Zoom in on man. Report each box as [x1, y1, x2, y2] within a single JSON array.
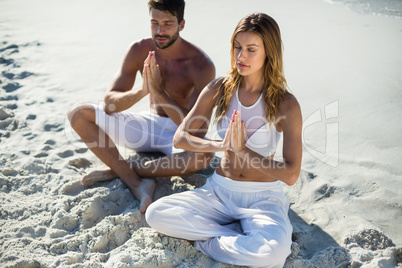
[[67, 0, 215, 213]]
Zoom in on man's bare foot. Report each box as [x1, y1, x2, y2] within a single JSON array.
[[81, 169, 117, 186], [132, 179, 155, 213]]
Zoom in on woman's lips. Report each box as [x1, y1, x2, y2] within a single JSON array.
[[237, 62, 248, 68]]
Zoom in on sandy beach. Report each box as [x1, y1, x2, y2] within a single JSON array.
[[1, 0, 401, 267]]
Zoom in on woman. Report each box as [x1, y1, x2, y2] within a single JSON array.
[[145, 13, 302, 267]]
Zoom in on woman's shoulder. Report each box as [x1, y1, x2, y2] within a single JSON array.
[[196, 77, 227, 107], [277, 93, 302, 124], [274, 93, 302, 131], [207, 77, 226, 90], [281, 93, 300, 111], [200, 77, 226, 96]]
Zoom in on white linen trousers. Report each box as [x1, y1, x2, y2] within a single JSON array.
[[92, 104, 183, 155], [146, 171, 293, 268]]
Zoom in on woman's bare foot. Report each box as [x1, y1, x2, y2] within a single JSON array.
[[131, 179, 155, 213], [81, 169, 117, 186]]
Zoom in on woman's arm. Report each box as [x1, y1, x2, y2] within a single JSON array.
[[232, 95, 302, 186], [173, 78, 230, 153]]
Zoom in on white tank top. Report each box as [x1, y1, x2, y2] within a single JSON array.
[[217, 86, 282, 157]]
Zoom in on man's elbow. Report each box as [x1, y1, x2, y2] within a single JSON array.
[[103, 94, 114, 115], [173, 132, 184, 149]]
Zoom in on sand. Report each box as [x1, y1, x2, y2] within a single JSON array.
[[1, 0, 401, 267]]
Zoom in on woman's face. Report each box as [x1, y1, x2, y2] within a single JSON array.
[[233, 32, 266, 77]]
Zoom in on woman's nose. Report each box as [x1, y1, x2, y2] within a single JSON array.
[[237, 49, 245, 60]]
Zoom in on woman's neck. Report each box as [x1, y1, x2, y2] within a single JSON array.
[[241, 72, 265, 93]]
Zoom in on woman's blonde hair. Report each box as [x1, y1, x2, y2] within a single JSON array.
[[215, 13, 290, 125]]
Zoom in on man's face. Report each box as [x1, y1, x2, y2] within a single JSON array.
[[150, 8, 182, 49]]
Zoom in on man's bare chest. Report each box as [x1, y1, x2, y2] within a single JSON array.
[[159, 61, 195, 100]]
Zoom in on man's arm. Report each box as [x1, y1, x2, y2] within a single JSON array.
[[146, 52, 215, 126], [103, 42, 148, 114], [188, 56, 216, 111]]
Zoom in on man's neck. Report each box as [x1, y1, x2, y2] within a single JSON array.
[[156, 37, 184, 59]]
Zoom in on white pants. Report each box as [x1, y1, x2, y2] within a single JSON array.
[[93, 104, 183, 155], [146, 171, 293, 268]]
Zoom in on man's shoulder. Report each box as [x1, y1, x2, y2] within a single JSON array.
[[181, 39, 214, 71], [129, 38, 155, 53], [123, 38, 155, 67]]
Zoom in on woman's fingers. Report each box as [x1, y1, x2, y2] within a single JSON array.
[[234, 110, 241, 144], [229, 110, 246, 152], [231, 110, 236, 123]]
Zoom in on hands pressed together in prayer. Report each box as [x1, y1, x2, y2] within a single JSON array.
[[143, 51, 246, 154], [222, 110, 247, 153], [143, 51, 163, 96]]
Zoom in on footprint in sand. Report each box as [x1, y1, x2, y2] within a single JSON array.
[[0, 108, 17, 130], [81, 191, 132, 229], [16, 71, 33, 79], [75, 148, 88, 154], [314, 183, 336, 201], [0, 95, 18, 101], [1, 71, 15, 79], [0, 131, 10, 140], [5, 103, 17, 110], [57, 150, 74, 158], [0, 108, 13, 120], [42, 145, 53, 151], [0, 118, 13, 129], [17, 226, 35, 238], [26, 114, 36, 120], [2, 82, 22, 93], [307, 172, 317, 180], [20, 150, 30, 155], [68, 158, 92, 168], [0, 57, 14, 66], [44, 122, 63, 132], [24, 132, 37, 140], [1, 70, 33, 80], [62, 180, 85, 196], [34, 152, 48, 158], [0, 44, 19, 53], [45, 139, 56, 145]]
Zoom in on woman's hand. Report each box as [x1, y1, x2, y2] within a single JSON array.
[[231, 110, 247, 153], [221, 119, 232, 151]]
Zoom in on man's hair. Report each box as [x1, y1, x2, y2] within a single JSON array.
[[148, 0, 185, 23]]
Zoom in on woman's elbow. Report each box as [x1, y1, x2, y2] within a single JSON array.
[[285, 169, 300, 186]]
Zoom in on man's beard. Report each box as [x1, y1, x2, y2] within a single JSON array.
[[153, 31, 179, 49]]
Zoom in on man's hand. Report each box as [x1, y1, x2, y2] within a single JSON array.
[[142, 61, 150, 96], [144, 51, 163, 96]]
